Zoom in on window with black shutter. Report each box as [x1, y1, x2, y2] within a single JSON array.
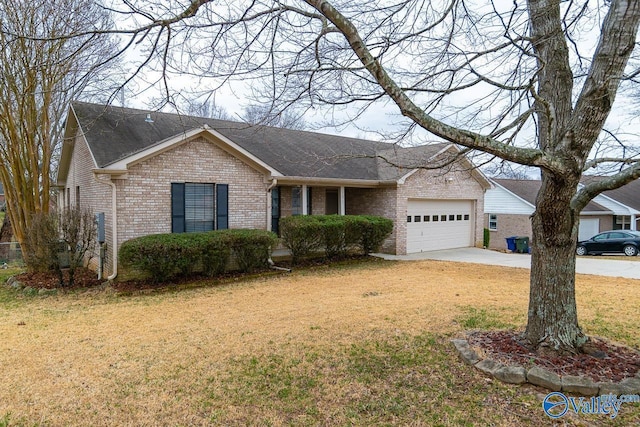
[[171, 183, 228, 233]]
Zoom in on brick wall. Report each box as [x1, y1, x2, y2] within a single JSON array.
[[63, 133, 113, 273], [310, 187, 326, 215], [346, 187, 398, 252], [277, 185, 328, 216], [484, 213, 531, 250], [592, 215, 614, 232], [118, 136, 268, 246]]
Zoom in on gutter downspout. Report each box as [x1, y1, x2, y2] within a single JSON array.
[[93, 173, 118, 280], [267, 177, 278, 191], [265, 178, 289, 271]]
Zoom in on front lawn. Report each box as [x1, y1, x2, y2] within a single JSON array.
[[0, 258, 638, 426]]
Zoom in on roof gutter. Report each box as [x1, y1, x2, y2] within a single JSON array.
[[93, 172, 118, 280], [274, 176, 397, 188]]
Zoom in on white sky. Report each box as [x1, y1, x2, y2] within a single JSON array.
[[107, 0, 640, 176]]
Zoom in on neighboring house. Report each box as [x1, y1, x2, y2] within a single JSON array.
[[484, 178, 640, 250], [57, 102, 491, 277], [579, 175, 640, 232]]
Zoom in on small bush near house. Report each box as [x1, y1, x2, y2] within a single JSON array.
[[315, 215, 349, 259], [280, 215, 393, 264], [279, 216, 323, 263], [119, 234, 192, 283], [24, 212, 60, 274], [200, 234, 233, 277], [220, 229, 278, 273], [23, 207, 97, 287], [483, 228, 490, 248], [353, 215, 394, 255], [119, 229, 277, 283]]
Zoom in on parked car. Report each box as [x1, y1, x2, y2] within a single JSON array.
[[576, 230, 640, 256]]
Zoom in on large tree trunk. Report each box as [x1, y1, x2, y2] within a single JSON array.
[[525, 173, 587, 353]]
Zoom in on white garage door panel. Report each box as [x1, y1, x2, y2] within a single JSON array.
[[578, 218, 599, 241], [407, 200, 474, 253]]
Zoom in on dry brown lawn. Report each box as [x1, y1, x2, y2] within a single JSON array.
[[0, 259, 638, 426]]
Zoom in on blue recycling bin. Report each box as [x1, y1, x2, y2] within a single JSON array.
[[505, 236, 517, 252]]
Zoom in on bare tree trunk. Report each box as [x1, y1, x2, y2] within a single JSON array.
[[0, 215, 12, 261], [525, 174, 587, 353]]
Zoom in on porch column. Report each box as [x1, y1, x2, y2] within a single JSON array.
[[339, 186, 346, 215], [632, 214, 637, 231], [266, 190, 272, 231], [302, 184, 308, 215]]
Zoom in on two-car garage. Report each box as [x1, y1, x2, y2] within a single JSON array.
[[406, 199, 475, 253]]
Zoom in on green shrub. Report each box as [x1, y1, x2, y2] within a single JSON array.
[[315, 215, 349, 259], [223, 229, 278, 273], [119, 233, 191, 283], [279, 216, 323, 263], [483, 228, 490, 248], [356, 215, 394, 254], [119, 229, 276, 283], [201, 233, 232, 277], [280, 215, 393, 263]]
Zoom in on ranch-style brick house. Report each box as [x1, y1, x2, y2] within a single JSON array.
[[57, 102, 491, 277]]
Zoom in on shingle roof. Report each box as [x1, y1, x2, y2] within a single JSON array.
[[71, 101, 448, 181], [581, 175, 640, 211], [493, 178, 610, 212]]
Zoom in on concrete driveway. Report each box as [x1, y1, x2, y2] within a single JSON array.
[[375, 248, 640, 279]]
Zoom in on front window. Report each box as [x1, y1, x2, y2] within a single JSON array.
[[488, 214, 497, 231], [291, 187, 302, 215], [171, 182, 227, 233], [184, 183, 214, 232], [614, 215, 631, 230], [291, 186, 312, 215]]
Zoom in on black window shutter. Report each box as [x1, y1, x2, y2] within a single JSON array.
[[171, 183, 185, 233], [216, 184, 229, 229]]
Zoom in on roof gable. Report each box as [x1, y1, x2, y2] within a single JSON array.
[[485, 181, 535, 214], [581, 175, 640, 213], [489, 179, 610, 213]]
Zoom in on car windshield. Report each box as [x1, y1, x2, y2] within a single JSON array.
[[628, 230, 640, 238]]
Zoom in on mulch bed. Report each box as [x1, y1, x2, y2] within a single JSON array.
[[12, 255, 375, 293], [14, 268, 104, 290], [468, 330, 640, 383]]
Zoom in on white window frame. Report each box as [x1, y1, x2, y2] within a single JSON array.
[[488, 213, 498, 231]]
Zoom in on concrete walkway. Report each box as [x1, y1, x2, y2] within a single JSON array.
[[373, 247, 640, 279]]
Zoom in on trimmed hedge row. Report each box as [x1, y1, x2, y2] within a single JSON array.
[[279, 215, 393, 263], [119, 229, 277, 283]]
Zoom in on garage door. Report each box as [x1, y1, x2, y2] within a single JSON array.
[[406, 199, 474, 253], [578, 218, 599, 241]]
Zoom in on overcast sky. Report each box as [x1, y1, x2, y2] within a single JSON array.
[[106, 0, 640, 177]]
